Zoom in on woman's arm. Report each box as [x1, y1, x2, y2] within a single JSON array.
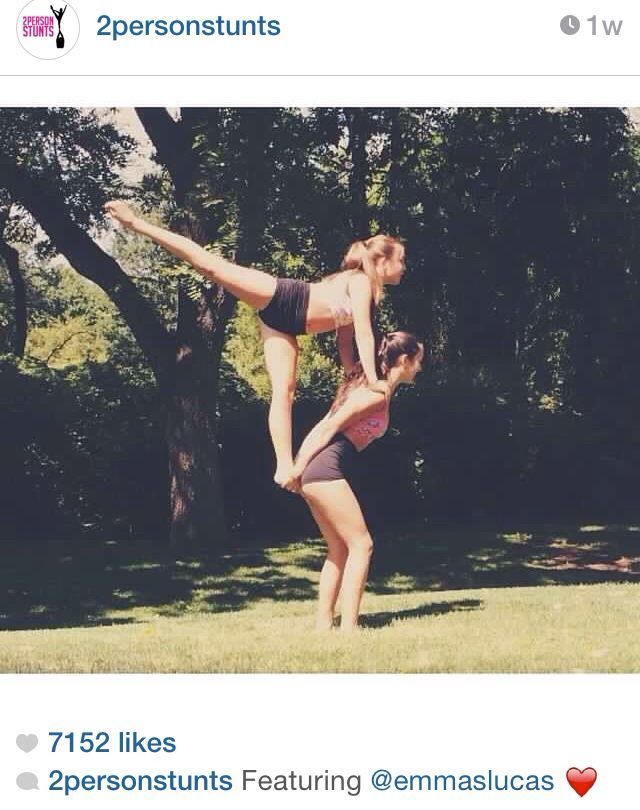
[[104, 201, 232, 282], [348, 273, 378, 385], [336, 324, 357, 372], [291, 388, 386, 482]]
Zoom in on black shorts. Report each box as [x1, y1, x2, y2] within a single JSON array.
[[258, 277, 310, 337], [301, 434, 358, 486]]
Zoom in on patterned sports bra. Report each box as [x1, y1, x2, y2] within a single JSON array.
[[341, 393, 390, 452]]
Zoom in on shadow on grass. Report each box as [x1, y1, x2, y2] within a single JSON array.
[[1, 521, 639, 632], [0, 542, 317, 632], [360, 599, 482, 629], [369, 521, 640, 596]]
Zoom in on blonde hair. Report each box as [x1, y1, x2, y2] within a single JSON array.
[[340, 234, 403, 305]]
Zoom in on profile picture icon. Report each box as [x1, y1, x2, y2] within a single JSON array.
[[17, 0, 79, 60]]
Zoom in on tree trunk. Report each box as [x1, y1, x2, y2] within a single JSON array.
[[140, 108, 276, 550], [167, 285, 233, 550], [136, 107, 235, 551], [235, 108, 274, 263], [572, 110, 612, 410], [0, 230, 27, 358], [347, 108, 371, 236], [386, 109, 403, 235]]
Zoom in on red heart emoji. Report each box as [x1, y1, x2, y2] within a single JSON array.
[[566, 767, 597, 797]]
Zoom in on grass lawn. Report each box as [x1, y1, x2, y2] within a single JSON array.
[[1, 522, 639, 673]]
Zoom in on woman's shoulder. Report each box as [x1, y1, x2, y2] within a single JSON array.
[[346, 269, 372, 296], [367, 380, 392, 400], [345, 383, 388, 410]]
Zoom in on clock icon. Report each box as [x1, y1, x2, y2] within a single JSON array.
[[560, 15, 581, 35]]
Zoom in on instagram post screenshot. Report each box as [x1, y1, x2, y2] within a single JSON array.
[[1, 0, 639, 806]]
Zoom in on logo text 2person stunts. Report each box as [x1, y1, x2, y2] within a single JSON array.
[[17, 1, 80, 60]]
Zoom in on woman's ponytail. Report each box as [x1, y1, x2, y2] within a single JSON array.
[[376, 334, 390, 377], [340, 235, 402, 305]]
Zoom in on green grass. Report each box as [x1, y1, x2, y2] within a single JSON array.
[[1, 522, 639, 672]]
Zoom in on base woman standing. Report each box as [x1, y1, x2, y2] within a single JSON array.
[[290, 332, 423, 631]]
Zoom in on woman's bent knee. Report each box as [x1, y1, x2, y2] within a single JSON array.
[[327, 545, 348, 563], [349, 532, 373, 556]]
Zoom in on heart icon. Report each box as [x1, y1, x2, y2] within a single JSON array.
[[566, 767, 597, 797], [16, 734, 38, 753]]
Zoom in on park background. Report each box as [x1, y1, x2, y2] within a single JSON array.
[[0, 107, 639, 672]]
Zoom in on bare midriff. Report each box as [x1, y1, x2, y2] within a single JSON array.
[[305, 273, 355, 333]]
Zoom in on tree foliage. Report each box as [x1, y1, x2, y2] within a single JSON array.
[[2, 106, 640, 544]]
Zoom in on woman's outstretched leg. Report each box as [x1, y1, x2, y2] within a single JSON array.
[[105, 201, 277, 309], [261, 322, 299, 486], [301, 479, 372, 632], [303, 491, 348, 629]]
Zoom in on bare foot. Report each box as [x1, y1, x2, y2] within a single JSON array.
[[104, 200, 137, 229]]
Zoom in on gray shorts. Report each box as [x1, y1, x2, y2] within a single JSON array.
[[301, 434, 358, 485], [258, 278, 310, 336]]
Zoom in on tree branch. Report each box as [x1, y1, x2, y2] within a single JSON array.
[[135, 108, 198, 203], [0, 156, 173, 383], [0, 204, 27, 357], [44, 330, 89, 365]]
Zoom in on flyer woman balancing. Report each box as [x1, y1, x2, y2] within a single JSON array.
[[105, 201, 406, 488]]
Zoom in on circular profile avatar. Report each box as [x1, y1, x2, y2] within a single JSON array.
[[17, 1, 80, 60]]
